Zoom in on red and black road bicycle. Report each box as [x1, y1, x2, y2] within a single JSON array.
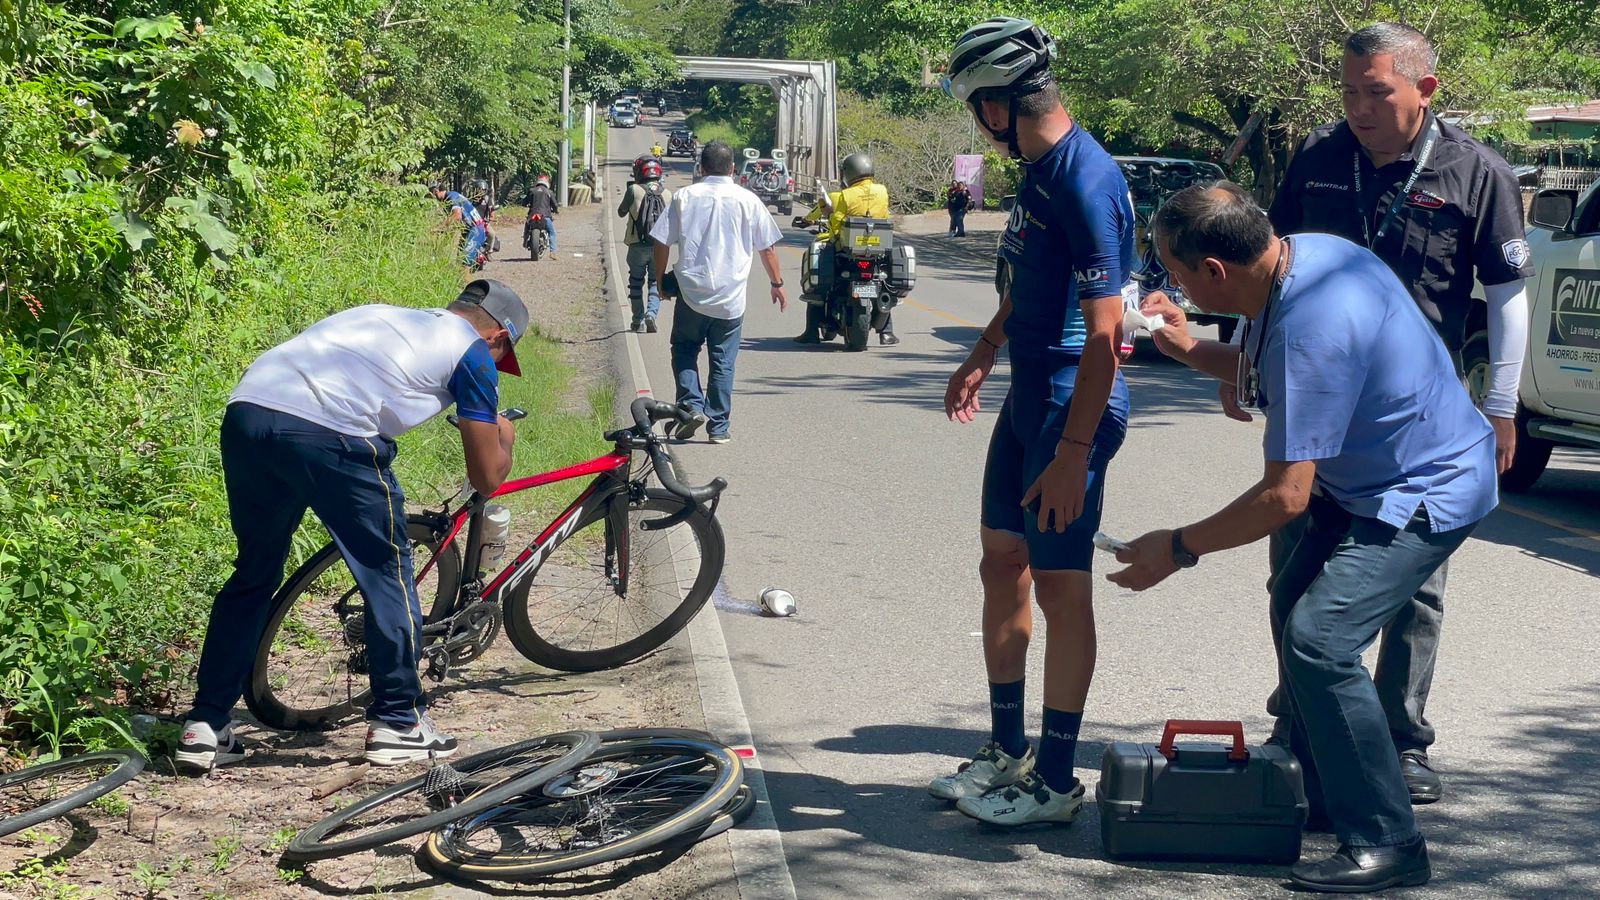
[[245, 399, 727, 732]]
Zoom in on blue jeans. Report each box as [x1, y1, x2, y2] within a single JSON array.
[[541, 215, 558, 251], [188, 403, 427, 730], [626, 242, 661, 324], [1272, 494, 1476, 847], [463, 225, 487, 265], [670, 301, 743, 436]]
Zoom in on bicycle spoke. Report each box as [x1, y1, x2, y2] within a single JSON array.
[[262, 527, 447, 720]]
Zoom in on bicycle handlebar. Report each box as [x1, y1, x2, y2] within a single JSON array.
[[629, 397, 728, 505]]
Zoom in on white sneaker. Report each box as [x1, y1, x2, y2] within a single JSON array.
[[174, 721, 247, 773], [365, 715, 459, 766], [928, 741, 1034, 802], [956, 772, 1085, 826]]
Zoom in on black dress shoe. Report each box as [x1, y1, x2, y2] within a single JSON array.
[[1400, 752, 1442, 805], [879, 332, 900, 345], [1290, 838, 1430, 893], [793, 332, 822, 344]]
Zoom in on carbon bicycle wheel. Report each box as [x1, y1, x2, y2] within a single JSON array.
[[283, 730, 599, 863], [503, 488, 724, 673], [246, 517, 460, 732], [421, 737, 743, 879], [0, 750, 146, 839]]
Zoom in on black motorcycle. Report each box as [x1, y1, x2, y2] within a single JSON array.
[[795, 215, 915, 352]]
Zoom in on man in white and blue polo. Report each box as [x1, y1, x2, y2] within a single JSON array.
[[177, 279, 528, 772], [1111, 183, 1495, 893]]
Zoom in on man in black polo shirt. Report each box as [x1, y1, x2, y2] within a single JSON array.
[[1265, 23, 1533, 805]]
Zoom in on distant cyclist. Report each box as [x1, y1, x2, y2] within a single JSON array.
[[936, 16, 1136, 828], [430, 184, 488, 267]]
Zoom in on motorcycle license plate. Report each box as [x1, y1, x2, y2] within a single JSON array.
[[855, 283, 880, 299]]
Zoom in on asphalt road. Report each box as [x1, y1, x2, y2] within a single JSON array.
[[603, 119, 1600, 899]]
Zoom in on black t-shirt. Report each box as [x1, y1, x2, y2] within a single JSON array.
[[524, 185, 559, 216], [1269, 112, 1533, 353]]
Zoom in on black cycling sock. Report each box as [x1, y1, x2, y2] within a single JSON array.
[[989, 680, 1026, 757], [1036, 707, 1083, 793]]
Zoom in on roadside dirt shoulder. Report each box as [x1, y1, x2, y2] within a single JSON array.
[[0, 202, 735, 900]]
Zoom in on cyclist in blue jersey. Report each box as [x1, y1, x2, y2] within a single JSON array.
[[932, 17, 1135, 827], [431, 184, 489, 266]]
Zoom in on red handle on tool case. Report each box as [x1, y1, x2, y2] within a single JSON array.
[[1159, 720, 1248, 761]]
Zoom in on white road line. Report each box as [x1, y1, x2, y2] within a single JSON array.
[[602, 181, 798, 900]]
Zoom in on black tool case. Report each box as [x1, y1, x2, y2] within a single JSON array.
[[1097, 720, 1308, 864]]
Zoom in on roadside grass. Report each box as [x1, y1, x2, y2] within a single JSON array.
[[0, 191, 607, 753]]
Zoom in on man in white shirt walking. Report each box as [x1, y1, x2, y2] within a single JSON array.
[[651, 141, 786, 443]]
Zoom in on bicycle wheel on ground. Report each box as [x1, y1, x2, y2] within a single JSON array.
[[283, 730, 599, 863], [503, 488, 724, 673], [421, 736, 743, 880], [246, 517, 460, 732], [0, 750, 146, 839]]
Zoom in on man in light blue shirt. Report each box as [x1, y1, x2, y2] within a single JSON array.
[[1109, 182, 1494, 893]]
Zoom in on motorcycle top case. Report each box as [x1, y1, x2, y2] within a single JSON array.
[[1097, 720, 1307, 864], [839, 216, 894, 257]]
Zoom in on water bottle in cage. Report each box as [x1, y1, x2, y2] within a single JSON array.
[[479, 504, 511, 571]]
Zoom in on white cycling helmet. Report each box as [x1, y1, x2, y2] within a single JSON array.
[[943, 17, 1057, 104]]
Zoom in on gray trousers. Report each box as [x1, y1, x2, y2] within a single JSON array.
[[1268, 507, 1445, 756]]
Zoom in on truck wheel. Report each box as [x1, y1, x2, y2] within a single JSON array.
[[1501, 415, 1554, 493], [780, 202, 793, 216], [1462, 332, 1553, 492]]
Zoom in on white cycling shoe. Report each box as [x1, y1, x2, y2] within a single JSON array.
[[956, 772, 1085, 827], [928, 741, 1034, 802]]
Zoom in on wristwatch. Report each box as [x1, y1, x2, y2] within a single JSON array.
[[771, 281, 784, 288], [1171, 529, 1200, 569]]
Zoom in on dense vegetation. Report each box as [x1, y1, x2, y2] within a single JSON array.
[[0, 0, 670, 752], [624, 0, 1600, 206]]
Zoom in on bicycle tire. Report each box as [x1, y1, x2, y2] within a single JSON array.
[[421, 736, 743, 879], [0, 750, 146, 839], [503, 489, 724, 673], [283, 730, 599, 863], [246, 517, 459, 732]]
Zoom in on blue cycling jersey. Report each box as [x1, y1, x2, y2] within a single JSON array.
[[998, 126, 1135, 359], [447, 339, 500, 426], [445, 191, 485, 227]]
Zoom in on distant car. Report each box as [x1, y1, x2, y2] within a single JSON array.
[[666, 129, 697, 158], [738, 153, 793, 215], [611, 108, 639, 128], [1116, 155, 1236, 341]]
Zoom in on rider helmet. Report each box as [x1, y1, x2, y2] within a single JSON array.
[[536, 174, 551, 186], [840, 153, 874, 186], [943, 17, 1057, 104], [633, 156, 663, 181], [944, 17, 1058, 160]]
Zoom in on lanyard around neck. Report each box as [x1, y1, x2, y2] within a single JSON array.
[[1352, 118, 1440, 249]]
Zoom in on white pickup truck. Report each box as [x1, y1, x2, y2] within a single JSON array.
[[1465, 177, 1600, 490]]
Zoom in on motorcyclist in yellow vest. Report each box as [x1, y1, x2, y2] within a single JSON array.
[[794, 153, 900, 345]]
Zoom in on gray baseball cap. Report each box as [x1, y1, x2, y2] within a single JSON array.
[[458, 278, 529, 376]]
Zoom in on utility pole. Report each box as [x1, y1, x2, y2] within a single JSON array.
[[558, 0, 572, 205]]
